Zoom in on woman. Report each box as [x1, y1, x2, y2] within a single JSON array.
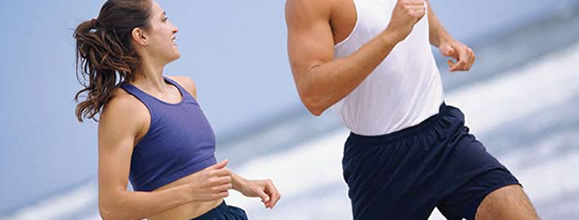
[[73, 0, 280, 219]]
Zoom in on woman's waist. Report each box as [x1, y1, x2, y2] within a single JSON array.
[[149, 170, 224, 220], [148, 198, 223, 220]]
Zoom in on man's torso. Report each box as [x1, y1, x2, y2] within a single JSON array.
[[327, 0, 444, 136]]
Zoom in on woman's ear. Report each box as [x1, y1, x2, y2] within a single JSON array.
[[132, 27, 148, 48]]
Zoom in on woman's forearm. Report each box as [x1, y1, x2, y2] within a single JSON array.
[[99, 184, 192, 220], [231, 173, 248, 192]]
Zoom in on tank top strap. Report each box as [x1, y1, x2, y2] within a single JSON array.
[[163, 76, 187, 97], [120, 81, 157, 112], [121, 76, 196, 104], [163, 76, 198, 103]]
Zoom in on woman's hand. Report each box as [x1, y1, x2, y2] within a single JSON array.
[[187, 160, 233, 201], [233, 175, 281, 209]]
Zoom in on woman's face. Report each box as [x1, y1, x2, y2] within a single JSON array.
[[145, 0, 180, 64]]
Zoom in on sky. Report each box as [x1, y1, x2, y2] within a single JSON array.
[[0, 0, 578, 214]]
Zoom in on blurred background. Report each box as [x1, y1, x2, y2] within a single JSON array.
[[1, 0, 579, 219]]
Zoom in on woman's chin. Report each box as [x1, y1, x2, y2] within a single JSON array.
[[165, 54, 181, 64], [172, 51, 181, 60]]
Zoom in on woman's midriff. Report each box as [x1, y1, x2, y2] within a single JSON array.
[[148, 170, 224, 220]]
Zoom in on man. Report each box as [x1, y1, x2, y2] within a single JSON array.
[[284, 0, 539, 219]]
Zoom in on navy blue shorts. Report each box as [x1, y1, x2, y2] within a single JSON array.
[[190, 201, 248, 220], [342, 103, 520, 220]]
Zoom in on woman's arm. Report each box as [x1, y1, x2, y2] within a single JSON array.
[[97, 94, 231, 220], [231, 173, 281, 209], [167, 75, 280, 209]]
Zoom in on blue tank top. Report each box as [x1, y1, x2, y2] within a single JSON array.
[[121, 76, 217, 191]]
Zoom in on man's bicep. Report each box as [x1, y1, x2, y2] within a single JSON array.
[[285, 0, 335, 79]]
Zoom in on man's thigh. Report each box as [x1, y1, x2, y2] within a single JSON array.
[[475, 185, 539, 220]]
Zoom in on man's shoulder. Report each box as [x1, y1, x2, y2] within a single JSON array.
[[285, 0, 333, 16]]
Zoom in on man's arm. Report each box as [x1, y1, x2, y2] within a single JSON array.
[[426, 1, 476, 71], [285, 0, 426, 116], [426, 0, 452, 48]]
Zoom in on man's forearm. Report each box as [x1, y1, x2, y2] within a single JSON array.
[[298, 30, 399, 115], [427, 1, 453, 47]]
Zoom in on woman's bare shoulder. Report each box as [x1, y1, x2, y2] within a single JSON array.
[[107, 88, 142, 110], [167, 75, 197, 99], [100, 88, 149, 125]]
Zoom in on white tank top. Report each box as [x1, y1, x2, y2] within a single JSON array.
[[334, 0, 444, 136]]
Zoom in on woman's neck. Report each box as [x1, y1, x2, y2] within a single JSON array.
[[132, 59, 168, 93]]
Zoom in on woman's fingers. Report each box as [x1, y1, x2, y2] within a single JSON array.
[[210, 175, 232, 186], [209, 167, 232, 178], [257, 188, 270, 203], [206, 159, 228, 170], [212, 183, 233, 192], [264, 180, 281, 208]]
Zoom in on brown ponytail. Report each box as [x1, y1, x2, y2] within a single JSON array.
[[73, 0, 152, 122]]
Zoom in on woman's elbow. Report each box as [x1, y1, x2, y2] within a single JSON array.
[[99, 201, 122, 220], [99, 206, 112, 220]]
